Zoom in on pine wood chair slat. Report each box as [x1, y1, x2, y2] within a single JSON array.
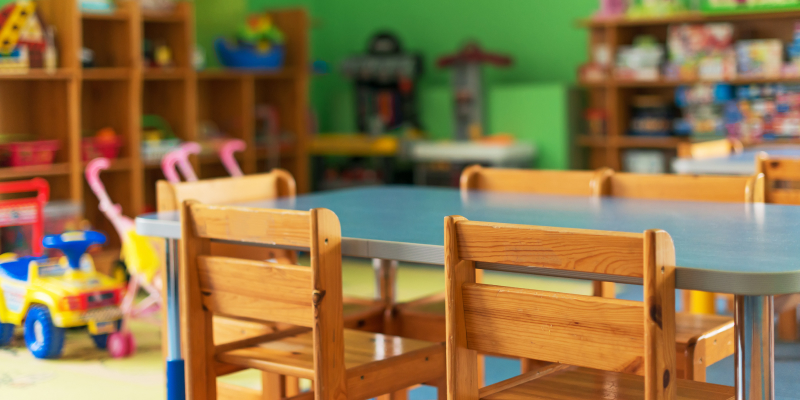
[[181, 202, 446, 400], [158, 171, 386, 398], [608, 172, 764, 203], [444, 217, 735, 400]]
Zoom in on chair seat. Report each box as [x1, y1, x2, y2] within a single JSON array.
[[218, 329, 445, 400], [676, 312, 733, 344], [343, 297, 386, 331], [480, 365, 734, 400]]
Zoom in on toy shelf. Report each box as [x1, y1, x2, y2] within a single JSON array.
[[0, 1, 310, 258], [0, 164, 71, 180], [0, 69, 76, 80], [580, 9, 800, 28], [577, 9, 800, 171]]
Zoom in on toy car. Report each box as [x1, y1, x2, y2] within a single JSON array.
[[0, 230, 125, 359]]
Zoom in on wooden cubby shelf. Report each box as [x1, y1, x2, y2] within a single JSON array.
[[577, 9, 800, 170], [0, 1, 310, 264]]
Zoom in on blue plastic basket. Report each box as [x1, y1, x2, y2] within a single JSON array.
[[214, 38, 285, 70]]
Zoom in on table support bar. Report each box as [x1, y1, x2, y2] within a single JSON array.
[[735, 295, 774, 400]]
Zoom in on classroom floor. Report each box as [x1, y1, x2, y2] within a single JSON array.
[[1, 259, 799, 399]]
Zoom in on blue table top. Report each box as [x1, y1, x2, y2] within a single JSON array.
[[136, 185, 800, 295], [672, 146, 800, 175]]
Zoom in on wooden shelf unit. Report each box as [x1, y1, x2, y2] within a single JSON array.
[[578, 10, 800, 170], [0, 1, 310, 253]]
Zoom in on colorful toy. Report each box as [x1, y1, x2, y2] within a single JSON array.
[[724, 84, 800, 142], [627, 0, 685, 17], [86, 158, 162, 358], [341, 32, 424, 136], [736, 39, 783, 78], [667, 23, 735, 80], [438, 42, 513, 141], [141, 114, 180, 164], [82, 127, 123, 161], [674, 84, 733, 138], [0, 1, 57, 73], [0, 139, 59, 167], [0, 179, 125, 359], [215, 12, 285, 69], [615, 35, 664, 81], [595, 0, 628, 18]]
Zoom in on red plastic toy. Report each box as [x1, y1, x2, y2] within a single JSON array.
[[0, 178, 49, 256]]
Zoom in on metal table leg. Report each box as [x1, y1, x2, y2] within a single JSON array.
[[734, 295, 774, 400], [165, 238, 185, 400]]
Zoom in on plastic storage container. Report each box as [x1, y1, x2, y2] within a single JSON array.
[[82, 136, 123, 161], [1, 140, 59, 167]]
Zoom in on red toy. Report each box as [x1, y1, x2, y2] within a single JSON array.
[[0, 178, 48, 256]]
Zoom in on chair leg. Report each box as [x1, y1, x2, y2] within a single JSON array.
[[436, 379, 447, 400], [592, 281, 615, 298], [284, 376, 300, 397], [261, 372, 284, 400], [778, 308, 798, 342], [376, 388, 408, 400]]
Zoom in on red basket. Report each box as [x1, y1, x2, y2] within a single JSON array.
[[2, 140, 59, 167], [82, 136, 123, 161]]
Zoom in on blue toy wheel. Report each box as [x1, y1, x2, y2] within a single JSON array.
[[24, 305, 65, 359], [91, 333, 109, 349], [0, 322, 14, 346]]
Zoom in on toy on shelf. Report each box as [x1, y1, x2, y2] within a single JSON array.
[[341, 32, 424, 136], [627, 0, 686, 17], [215, 12, 285, 69], [666, 23, 735, 81], [2, 199, 82, 259], [0, 1, 58, 74], [586, 108, 607, 137], [616, 35, 664, 81], [702, 0, 800, 13], [0, 178, 125, 359], [0, 137, 59, 167], [79, 0, 114, 13], [141, 114, 180, 164], [674, 84, 733, 138], [579, 43, 611, 82], [725, 84, 800, 142], [595, 0, 628, 18], [86, 158, 162, 358], [255, 104, 295, 169], [736, 39, 783, 79], [438, 42, 513, 141], [143, 39, 173, 69], [82, 127, 123, 161], [629, 95, 672, 136]]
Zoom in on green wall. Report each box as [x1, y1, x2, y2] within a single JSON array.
[[196, 0, 597, 168]]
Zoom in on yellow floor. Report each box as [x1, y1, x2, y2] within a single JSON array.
[[0, 259, 591, 399]]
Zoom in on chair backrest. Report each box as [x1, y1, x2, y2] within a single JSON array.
[[756, 152, 800, 205], [608, 172, 764, 203], [181, 201, 345, 400], [157, 169, 298, 262], [445, 217, 677, 400], [460, 165, 612, 197], [677, 138, 743, 159], [156, 169, 296, 212]]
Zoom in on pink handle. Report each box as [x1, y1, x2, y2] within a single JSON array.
[[86, 158, 115, 210], [178, 142, 201, 181], [161, 143, 200, 183], [219, 139, 246, 177]]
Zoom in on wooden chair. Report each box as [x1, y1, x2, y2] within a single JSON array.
[[157, 171, 385, 398], [607, 171, 765, 380], [757, 152, 800, 341], [607, 172, 764, 203], [444, 217, 735, 399], [180, 202, 446, 400], [392, 166, 613, 381], [677, 138, 743, 160]]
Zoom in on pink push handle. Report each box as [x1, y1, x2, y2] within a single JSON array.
[[86, 158, 120, 214], [161, 142, 200, 183], [218, 139, 246, 177]]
